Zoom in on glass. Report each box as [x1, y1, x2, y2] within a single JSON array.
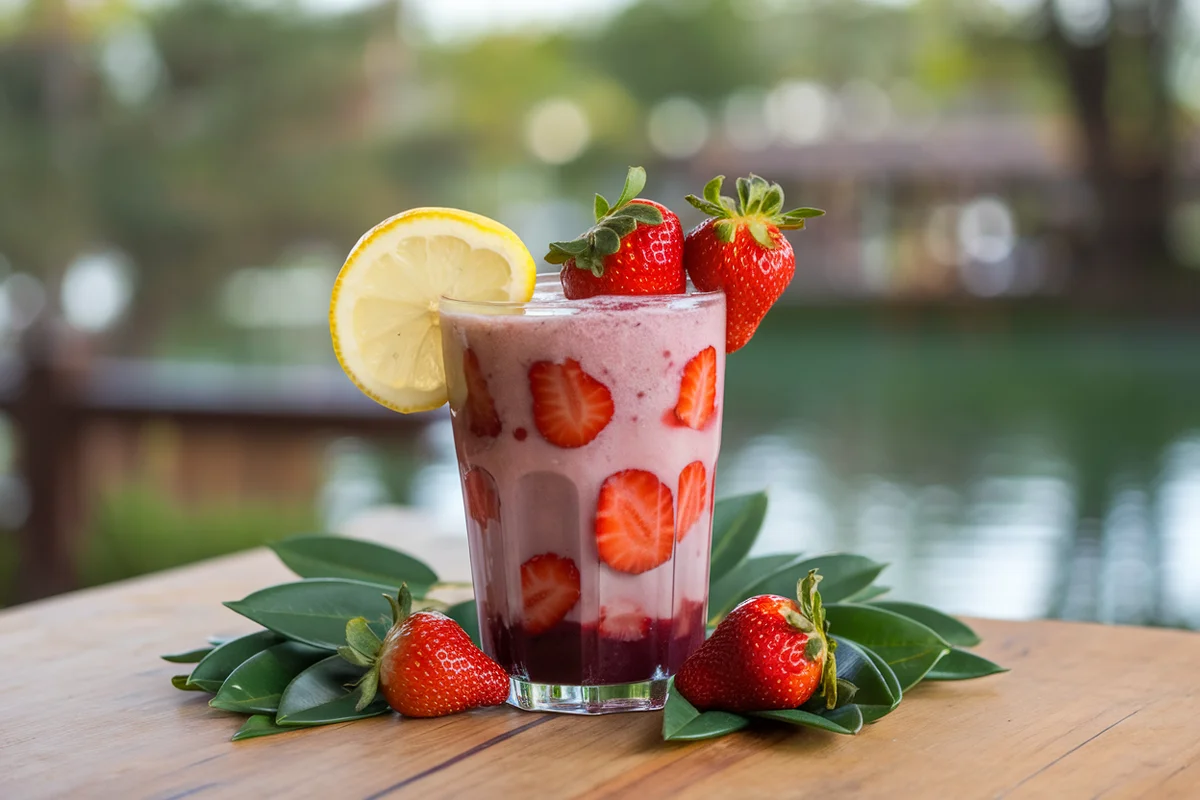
[[439, 278, 726, 714]]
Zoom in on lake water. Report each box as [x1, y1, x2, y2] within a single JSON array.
[[361, 307, 1200, 629]]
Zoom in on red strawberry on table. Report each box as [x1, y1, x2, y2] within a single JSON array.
[[674, 345, 717, 430], [674, 570, 838, 713], [548, 166, 685, 299], [595, 469, 675, 575], [338, 585, 510, 718], [675, 461, 707, 542], [521, 553, 582, 635], [463, 348, 502, 438], [529, 358, 614, 448], [684, 174, 824, 353]]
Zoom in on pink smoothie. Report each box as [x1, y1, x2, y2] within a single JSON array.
[[440, 282, 725, 688]]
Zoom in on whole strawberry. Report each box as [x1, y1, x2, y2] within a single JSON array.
[[548, 166, 685, 299], [339, 585, 510, 718], [674, 570, 837, 713], [683, 174, 823, 352]]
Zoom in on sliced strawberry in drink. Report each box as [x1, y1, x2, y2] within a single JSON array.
[[595, 469, 675, 575], [463, 466, 499, 529], [521, 553, 581, 635], [674, 346, 717, 430], [529, 358, 614, 448], [599, 601, 652, 642], [463, 348, 501, 438], [676, 461, 707, 542]]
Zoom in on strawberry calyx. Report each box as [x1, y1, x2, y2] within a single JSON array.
[[546, 166, 665, 277], [337, 583, 414, 711], [779, 569, 838, 710], [685, 174, 825, 250]]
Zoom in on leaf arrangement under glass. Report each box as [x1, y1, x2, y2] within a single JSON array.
[[164, 492, 1004, 742]]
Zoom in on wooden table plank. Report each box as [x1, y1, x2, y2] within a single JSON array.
[[2, 519, 1199, 799]]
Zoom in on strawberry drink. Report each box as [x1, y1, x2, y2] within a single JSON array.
[[440, 279, 725, 713]]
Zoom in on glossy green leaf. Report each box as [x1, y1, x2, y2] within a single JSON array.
[[753, 705, 863, 735], [708, 492, 768, 582], [224, 579, 396, 649], [870, 602, 981, 647], [210, 642, 327, 714], [662, 685, 750, 741], [926, 648, 1008, 681], [232, 715, 296, 742], [161, 646, 213, 664], [717, 554, 886, 617], [276, 655, 389, 726], [187, 630, 281, 692], [268, 536, 438, 595], [708, 554, 806, 623], [171, 675, 207, 691], [829, 637, 899, 723], [857, 642, 903, 720], [445, 600, 481, 648], [825, 604, 950, 691], [842, 585, 890, 603]]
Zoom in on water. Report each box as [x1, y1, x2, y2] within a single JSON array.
[[393, 307, 1200, 628]]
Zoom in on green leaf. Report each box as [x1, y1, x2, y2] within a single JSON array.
[[825, 604, 950, 691], [268, 535, 438, 595], [345, 617, 383, 658], [713, 219, 736, 243], [735, 176, 751, 213], [187, 630, 281, 692], [619, 203, 663, 226], [702, 175, 724, 206], [722, 554, 885, 618], [601, 215, 637, 238], [232, 715, 296, 742], [210, 642, 327, 714], [161, 646, 214, 664], [614, 166, 646, 209], [594, 193, 609, 220], [782, 207, 826, 219], [276, 655, 390, 726], [224, 578, 395, 649], [549, 239, 590, 255], [926, 648, 1008, 681], [592, 227, 620, 256], [747, 219, 773, 248], [753, 705, 862, 735], [662, 687, 749, 741], [870, 602, 981, 647], [683, 195, 727, 218], [842, 585, 890, 603], [708, 492, 768, 582], [445, 600, 481, 648], [708, 553, 807, 623], [172, 675, 207, 691], [761, 185, 784, 217], [828, 637, 898, 723]]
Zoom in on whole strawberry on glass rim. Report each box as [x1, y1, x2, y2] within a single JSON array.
[[684, 174, 824, 353], [338, 584, 510, 718], [673, 569, 838, 713], [548, 166, 685, 299]]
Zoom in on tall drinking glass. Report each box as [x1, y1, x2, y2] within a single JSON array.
[[439, 279, 725, 714]]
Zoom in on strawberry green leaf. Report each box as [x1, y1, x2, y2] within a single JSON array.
[[708, 492, 768, 583], [209, 642, 327, 714], [869, 602, 981, 647], [618, 202, 663, 226], [925, 648, 1007, 681], [824, 604, 950, 691], [224, 579, 396, 649], [232, 715, 297, 742], [683, 195, 726, 217], [594, 193, 610, 220], [268, 535, 438, 596], [761, 186, 784, 217], [161, 646, 214, 664], [276, 655, 389, 726], [601, 215, 637, 238], [713, 219, 736, 243], [753, 705, 862, 735], [748, 219, 773, 249], [702, 175, 725, 206], [345, 616, 383, 658], [592, 227, 621, 257], [735, 176, 751, 212], [445, 599, 481, 648], [613, 166, 647, 210], [187, 630, 282, 693], [662, 685, 749, 741]]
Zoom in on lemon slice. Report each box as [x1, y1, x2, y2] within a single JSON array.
[[330, 207, 536, 413]]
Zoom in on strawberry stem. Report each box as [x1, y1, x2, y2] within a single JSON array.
[[684, 173, 826, 248], [546, 166, 664, 276], [796, 569, 838, 710]]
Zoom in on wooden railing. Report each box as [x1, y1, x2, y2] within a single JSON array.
[[0, 324, 436, 603]]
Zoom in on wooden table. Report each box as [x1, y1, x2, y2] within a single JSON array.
[[3, 510, 1199, 799]]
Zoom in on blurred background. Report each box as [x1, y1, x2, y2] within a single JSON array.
[[1, 0, 1198, 626]]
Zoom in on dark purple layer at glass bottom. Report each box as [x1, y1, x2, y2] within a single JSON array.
[[483, 601, 707, 686]]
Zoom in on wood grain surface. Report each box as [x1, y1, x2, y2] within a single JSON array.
[[2, 513, 1197, 799]]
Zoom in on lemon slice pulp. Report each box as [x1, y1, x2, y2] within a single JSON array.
[[330, 207, 536, 413]]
